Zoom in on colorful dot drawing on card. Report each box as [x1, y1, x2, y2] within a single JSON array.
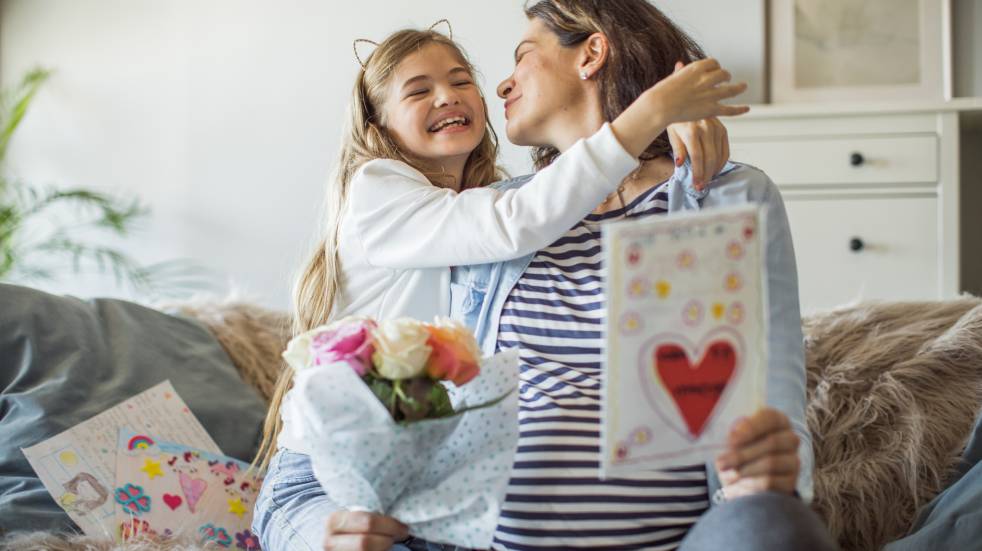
[[630, 427, 652, 445], [140, 458, 163, 479], [58, 450, 78, 467], [726, 240, 744, 260], [620, 312, 643, 335], [654, 280, 672, 299], [627, 243, 642, 267], [127, 435, 155, 451], [677, 250, 696, 269], [616, 444, 629, 460], [682, 301, 703, 327], [114, 483, 151, 516], [728, 302, 745, 325], [711, 302, 725, 321], [743, 224, 755, 240], [724, 272, 742, 292], [628, 277, 648, 298]]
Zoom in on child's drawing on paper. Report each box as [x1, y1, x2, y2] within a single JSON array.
[[602, 205, 768, 475], [113, 430, 263, 548]]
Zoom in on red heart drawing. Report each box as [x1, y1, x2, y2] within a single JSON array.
[[654, 339, 737, 438], [163, 493, 182, 510]]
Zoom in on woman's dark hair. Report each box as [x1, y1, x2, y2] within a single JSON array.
[[524, 0, 706, 169]]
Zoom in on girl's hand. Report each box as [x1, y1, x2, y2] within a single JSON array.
[[610, 58, 746, 159], [714, 408, 801, 500], [649, 58, 749, 125], [323, 510, 409, 551], [667, 116, 730, 191]]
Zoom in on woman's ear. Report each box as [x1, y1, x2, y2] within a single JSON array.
[[578, 32, 610, 80]]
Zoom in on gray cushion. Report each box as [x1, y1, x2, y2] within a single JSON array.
[[0, 283, 267, 535]]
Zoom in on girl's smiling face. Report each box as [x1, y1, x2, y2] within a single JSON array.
[[381, 42, 487, 176]]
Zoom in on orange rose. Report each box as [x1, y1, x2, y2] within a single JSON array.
[[424, 318, 480, 386]]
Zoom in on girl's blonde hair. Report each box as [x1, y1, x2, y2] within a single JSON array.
[[253, 27, 501, 471]]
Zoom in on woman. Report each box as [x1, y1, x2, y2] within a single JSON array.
[[263, 1, 838, 550]]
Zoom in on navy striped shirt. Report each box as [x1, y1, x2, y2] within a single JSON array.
[[492, 182, 709, 551]]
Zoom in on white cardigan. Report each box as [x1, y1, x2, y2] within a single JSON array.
[[330, 122, 637, 323]]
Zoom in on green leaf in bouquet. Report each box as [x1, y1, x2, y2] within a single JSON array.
[[428, 382, 454, 419], [366, 376, 397, 417]]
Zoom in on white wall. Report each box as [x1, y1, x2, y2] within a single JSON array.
[[0, 0, 776, 308]]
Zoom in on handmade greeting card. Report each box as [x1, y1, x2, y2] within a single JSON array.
[[21, 381, 219, 536], [601, 205, 768, 476], [112, 430, 263, 549]]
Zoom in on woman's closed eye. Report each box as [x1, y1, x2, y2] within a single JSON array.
[[405, 88, 429, 99], [452, 80, 473, 87]]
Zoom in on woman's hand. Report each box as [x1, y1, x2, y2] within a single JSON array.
[[323, 510, 409, 551], [714, 408, 800, 500], [667, 116, 730, 191]]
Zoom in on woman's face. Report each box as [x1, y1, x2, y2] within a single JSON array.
[[496, 18, 584, 148], [381, 42, 487, 167]]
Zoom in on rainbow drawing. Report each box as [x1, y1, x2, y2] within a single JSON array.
[[127, 435, 155, 451]]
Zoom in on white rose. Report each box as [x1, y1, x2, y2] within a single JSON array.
[[281, 331, 313, 370], [371, 318, 432, 380]]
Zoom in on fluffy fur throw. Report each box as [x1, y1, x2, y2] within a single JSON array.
[[805, 297, 982, 550], [5, 298, 982, 551]]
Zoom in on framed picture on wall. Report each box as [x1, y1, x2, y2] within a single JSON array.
[[769, 0, 952, 103]]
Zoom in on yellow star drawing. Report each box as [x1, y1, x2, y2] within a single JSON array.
[[141, 458, 163, 480], [228, 497, 247, 518]]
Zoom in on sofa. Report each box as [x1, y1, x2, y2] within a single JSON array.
[[1, 283, 981, 550]]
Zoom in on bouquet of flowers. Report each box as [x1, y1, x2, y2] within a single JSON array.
[[280, 316, 519, 548]]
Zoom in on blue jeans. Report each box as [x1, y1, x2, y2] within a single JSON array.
[[254, 449, 836, 551]]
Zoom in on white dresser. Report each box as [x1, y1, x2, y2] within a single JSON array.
[[727, 99, 982, 314]]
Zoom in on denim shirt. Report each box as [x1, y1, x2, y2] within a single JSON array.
[[449, 161, 814, 504]]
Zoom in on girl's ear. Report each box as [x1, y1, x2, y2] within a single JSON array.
[[578, 32, 610, 80]]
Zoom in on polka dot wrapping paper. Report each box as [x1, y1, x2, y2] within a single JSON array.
[[284, 349, 520, 549]]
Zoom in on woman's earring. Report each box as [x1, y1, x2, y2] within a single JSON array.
[[580, 71, 589, 80]]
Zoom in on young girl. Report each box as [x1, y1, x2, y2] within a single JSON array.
[[253, 23, 746, 550]]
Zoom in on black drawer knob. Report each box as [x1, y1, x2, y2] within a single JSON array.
[[850, 152, 865, 167], [849, 238, 865, 252]]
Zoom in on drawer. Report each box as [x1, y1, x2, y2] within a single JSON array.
[[784, 195, 940, 314], [731, 135, 938, 186]]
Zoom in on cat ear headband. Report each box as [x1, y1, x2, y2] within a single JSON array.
[[352, 19, 454, 69]]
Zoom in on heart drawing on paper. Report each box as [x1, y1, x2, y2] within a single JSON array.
[[162, 493, 182, 511], [650, 337, 738, 439], [178, 472, 207, 513]]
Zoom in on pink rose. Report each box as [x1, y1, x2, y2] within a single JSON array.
[[309, 319, 376, 376]]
